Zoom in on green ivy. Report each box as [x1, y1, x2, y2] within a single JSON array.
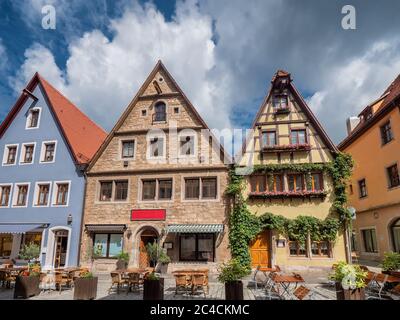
[[227, 152, 353, 269]]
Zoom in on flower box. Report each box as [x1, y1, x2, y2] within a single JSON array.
[[73, 277, 98, 300], [13, 275, 40, 299], [143, 278, 164, 300], [335, 282, 365, 300], [249, 190, 327, 199], [262, 144, 311, 153]]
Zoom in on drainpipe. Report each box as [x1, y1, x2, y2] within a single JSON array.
[[76, 168, 88, 267]]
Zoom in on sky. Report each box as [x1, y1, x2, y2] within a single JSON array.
[[1, 0, 400, 151]]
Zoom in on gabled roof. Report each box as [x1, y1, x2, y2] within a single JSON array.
[[338, 73, 400, 150], [238, 70, 338, 161], [88, 60, 231, 170], [0, 73, 107, 164]]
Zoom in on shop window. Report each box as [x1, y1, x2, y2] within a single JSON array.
[[93, 233, 123, 258], [0, 235, 13, 257], [179, 233, 214, 262]]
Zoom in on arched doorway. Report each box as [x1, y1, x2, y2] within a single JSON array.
[[391, 218, 400, 253], [138, 228, 159, 268]]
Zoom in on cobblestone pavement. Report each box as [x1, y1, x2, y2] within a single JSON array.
[[0, 270, 338, 300]]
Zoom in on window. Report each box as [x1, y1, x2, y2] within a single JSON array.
[[0, 235, 13, 257], [288, 174, 304, 192], [21, 144, 35, 164], [26, 109, 40, 129], [179, 233, 214, 262], [99, 181, 113, 201], [349, 184, 354, 195], [55, 183, 69, 205], [0, 185, 11, 207], [184, 177, 217, 200], [262, 131, 276, 147], [154, 101, 166, 122], [36, 184, 50, 206], [149, 137, 164, 157], [115, 181, 128, 201], [122, 140, 135, 159], [20, 233, 42, 249], [185, 178, 200, 199], [290, 129, 307, 144], [142, 180, 156, 200], [43, 143, 55, 162], [16, 185, 29, 206], [380, 121, 393, 145], [141, 109, 147, 116], [158, 179, 172, 200], [361, 229, 378, 253], [180, 136, 195, 156], [250, 175, 266, 193], [387, 164, 400, 188], [93, 233, 123, 258], [272, 95, 288, 110], [391, 219, 400, 253], [142, 179, 172, 201], [5, 146, 17, 165], [311, 241, 330, 257], [174, 107, 180, 114], [202, 178, 217, 199], [268, 174, 284, 192], [307, 173, 323, 191], [289, 240, 306, 256], [358, 179, 367, 198]]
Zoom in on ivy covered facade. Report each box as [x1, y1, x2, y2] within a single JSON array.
[[233, 70, 352, 270]]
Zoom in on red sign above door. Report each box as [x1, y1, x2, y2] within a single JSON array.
[[131, 209, 166, 221]]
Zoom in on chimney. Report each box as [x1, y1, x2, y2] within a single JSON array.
[[346, 116, 361, 135]]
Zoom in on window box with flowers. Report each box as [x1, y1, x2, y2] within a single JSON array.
[[261, 143, 311, 153], [248, 190, 327, 199], [274, 106, 291, 114]]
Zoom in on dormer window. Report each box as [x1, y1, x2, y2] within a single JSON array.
[[272, 95, 288, 111], [153, 101, 166, 122], [26, 108, 41, 129]]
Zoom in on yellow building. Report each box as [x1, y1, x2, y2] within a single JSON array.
[[339, 74, 400, 262], [237, 70, 347, 270]]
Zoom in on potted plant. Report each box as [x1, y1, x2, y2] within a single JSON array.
[[73, 271, 98, 300], [143, 272, 164, 300], [145, 242, 171, 273], [217, 259, 249, 300], [381, 252, 400, 275], [14, 264, 41, 299], [19, 242, 40, 265], [116, 251, 130, 270], [329, 261, 368, 300]]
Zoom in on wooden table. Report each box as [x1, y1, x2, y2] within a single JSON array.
[[273, 274, 305, 298]]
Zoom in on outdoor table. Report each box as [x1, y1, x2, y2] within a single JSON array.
[[273, 274, 305, 298]]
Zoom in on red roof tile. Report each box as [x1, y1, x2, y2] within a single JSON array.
[[0, 73, 107, 164]]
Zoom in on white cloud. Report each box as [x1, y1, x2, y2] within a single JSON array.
[[0, 39, 7, 71], [12, 0, 232, 131]]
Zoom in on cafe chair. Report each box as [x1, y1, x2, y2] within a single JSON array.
[[248, 265, 261, 290], [174, 273, 190, 296], [54, 272, 70, 294], [127, 272, 141, 294], [191, 274, 207, 298], [109, 272, 127, 294]]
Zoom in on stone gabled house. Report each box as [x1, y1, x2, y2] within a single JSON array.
[[80, 61, 231, 272]]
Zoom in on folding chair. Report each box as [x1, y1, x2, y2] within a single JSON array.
[[248, 265, 261, 290], [289, 285, 315, 300]]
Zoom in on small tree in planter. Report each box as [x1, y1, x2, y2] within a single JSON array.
[[116, 251, 130, 270], [145, 242, 171, 273], [380, 252, 400, 274], [329, 261, 368, 300], [19, 242, 40, 265], [143, 272, 164, 300], [218, 259, 249, 300], [73, 271, 98, 300]]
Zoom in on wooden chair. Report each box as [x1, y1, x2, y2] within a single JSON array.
[[191, 273, 207, 297], [248, 265, 261, 290], [54, 272, 70, 294], [126, 272, 141, 294], [290, 285, 315, 300], [109, 272, 127, 294], [274, 265, 281, 272], [174, 273, 190, 296]]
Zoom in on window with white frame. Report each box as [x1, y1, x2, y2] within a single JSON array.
[[40, 141, 57, 163], [2, 144, 18, 165], [33, 182, 51, 206], [13, 183, 30, 207], [0, 185, 12, 207], [20, 143, 36, 164], [52, 181, 70, 206], [26, 108, 41, 129]]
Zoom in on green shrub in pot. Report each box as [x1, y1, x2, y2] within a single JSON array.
[[217, 259, 249, 283], [380, 252, 400, 272]]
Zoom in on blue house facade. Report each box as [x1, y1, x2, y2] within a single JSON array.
[[0, 74, 106, 269]]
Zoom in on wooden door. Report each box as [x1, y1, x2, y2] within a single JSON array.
[[249, 230, 270, 267], [139, 239, 149, 269]]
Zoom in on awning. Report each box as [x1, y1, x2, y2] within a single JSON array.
[[85, 224, 126, 233], [0, 224, 46, 234], [166, 224, 224, 234]]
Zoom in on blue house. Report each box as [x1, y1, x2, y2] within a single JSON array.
[[0, 73, 107, 269]]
